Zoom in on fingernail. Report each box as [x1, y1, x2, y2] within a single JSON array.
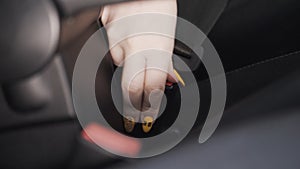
[[174, 69, 185, 86], [142, 116, 154, 133], [123, 116, 135, 133]]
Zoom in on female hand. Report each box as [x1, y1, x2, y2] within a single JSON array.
[[100, 0, 177, 133]]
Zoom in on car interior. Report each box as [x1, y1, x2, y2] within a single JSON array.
[[0, 0, 299, 168]]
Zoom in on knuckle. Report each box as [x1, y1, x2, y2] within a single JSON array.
[[128, 84, 143, 94], [144, 84, 165, 94], [122, 81, 143, 95]]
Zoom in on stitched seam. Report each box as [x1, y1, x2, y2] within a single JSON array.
[[226, 50, 300, 75]]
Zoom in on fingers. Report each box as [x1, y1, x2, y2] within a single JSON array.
[[121, 55, 146, 132], [122, 52, 171, 133], [141, 54, 170, 133], [141, 69, 166, 133], [120, 55, 184, 134]]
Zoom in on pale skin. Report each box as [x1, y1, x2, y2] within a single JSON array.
[[100, 0, 178, 133]]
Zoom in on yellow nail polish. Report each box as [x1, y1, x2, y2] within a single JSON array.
[[123, 116, 135, 133], [142, 116, 154, 133], [174, 69, 185, 86]]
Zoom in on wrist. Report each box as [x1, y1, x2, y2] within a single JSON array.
[[99, 0, 177, 26]]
